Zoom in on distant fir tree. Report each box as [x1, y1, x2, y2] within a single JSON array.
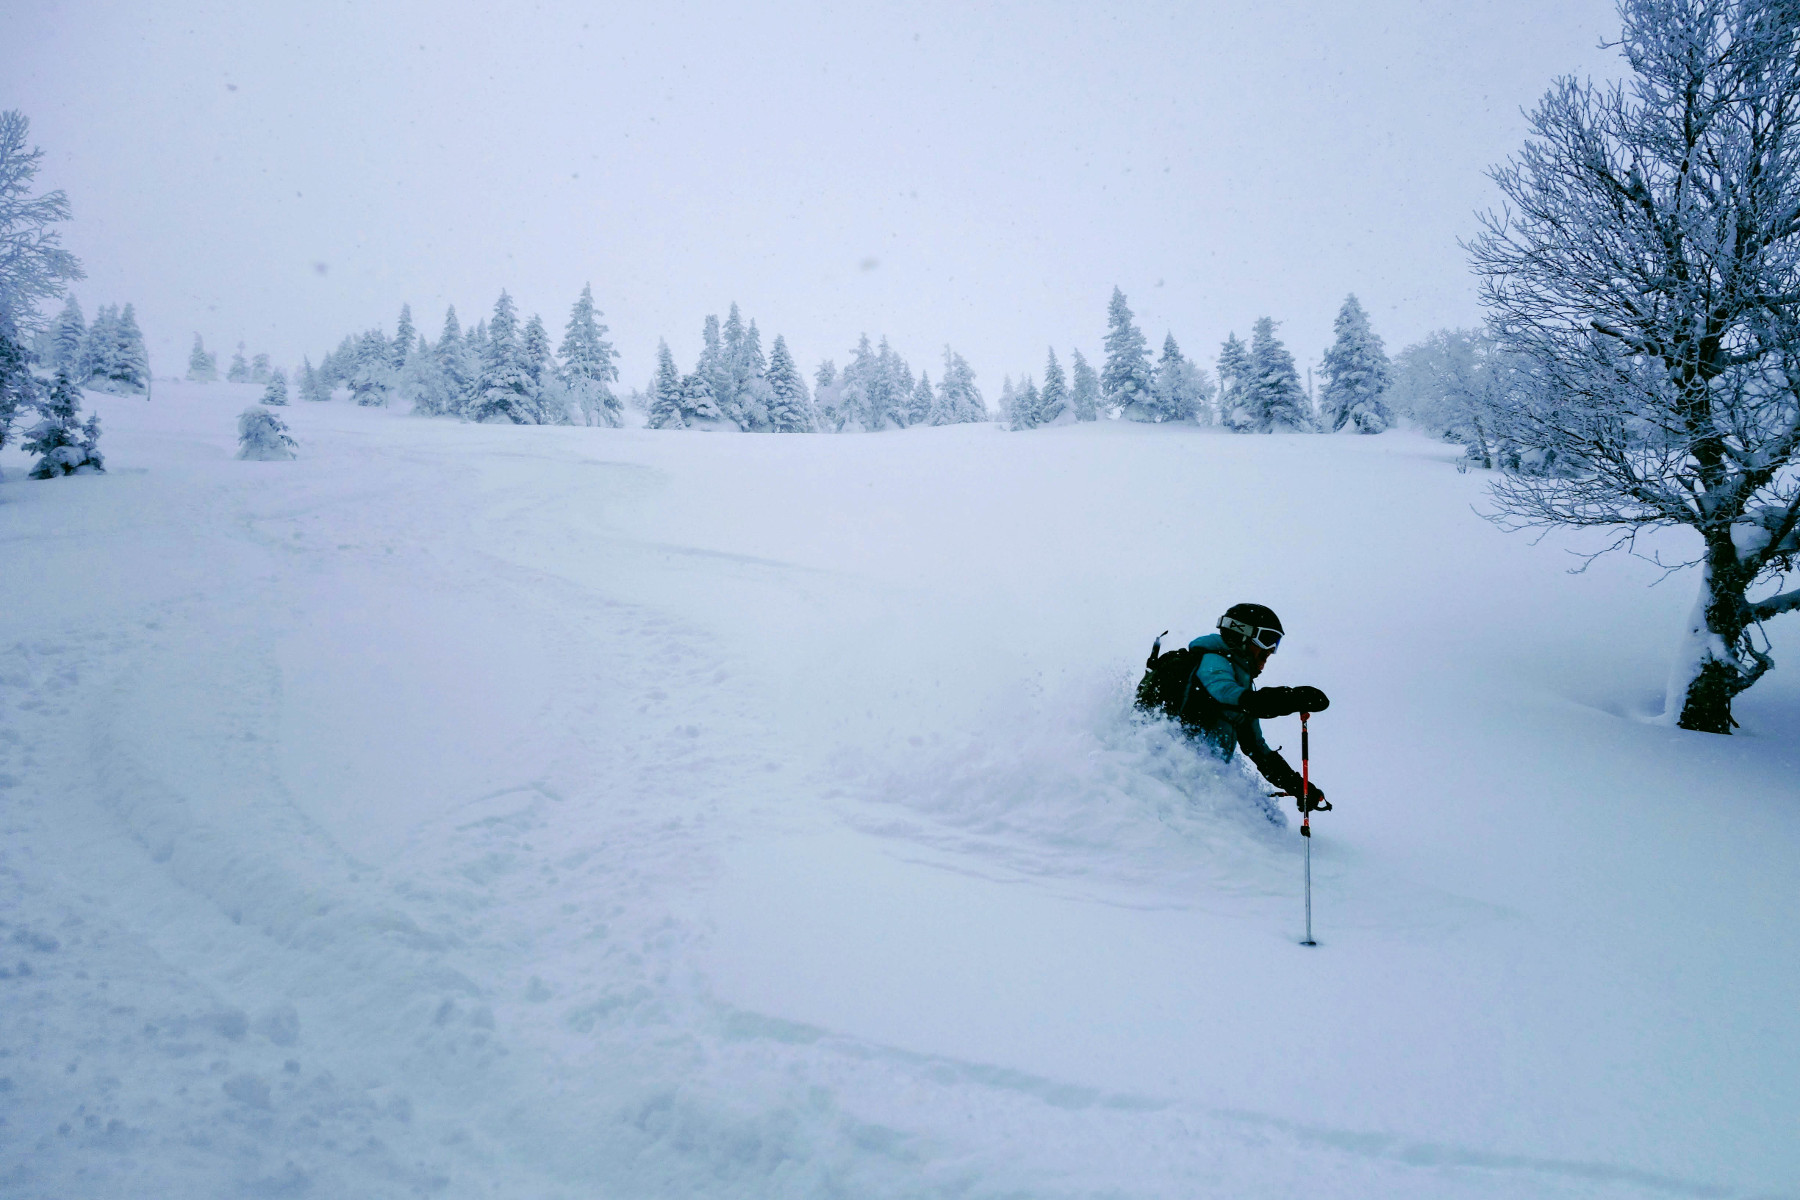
[[237, 405, 296, 460], [559, 283, 621, 427], [82, 304, 119, 385], [931, 347, 984, 424], [1009, 375, 1044, 431], [521, 311, 567, 423], [697, 313, 731, 417], [427, 305, 476, 416], [907, 370, 933, 426], [1319, 294, 1392, 433], [677, 370, 729, 427], [1069, 348, 1099, 421], [1247, 317, 1312, 431], [1216, 333, 1254, 430], [997, 375, 1016, 427], [645, 339, 685, 429], [250, 352, 272, 384], [349, 328, 393, 406], [716, 304, 751, 428], [107, 303, 148, 393], [1101, 287, 1153, 416], [1135, 333, 1185, 422], [227, 342, 250, 383], [1039, 348, 1068, 424], [298, 355, 330, 402], [24, 369, 103, 477], [392, 303, 415, 370], [260, 368, 288, 406], [764, 334, 815, 432], [735, 317, 773, 430], [186, 333, 217, 382], [473, 292, 533, 422], [50, 296, 84, 376], [814, 359, 837, 392]]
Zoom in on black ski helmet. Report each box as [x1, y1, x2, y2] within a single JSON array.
[[1218, 602, 1284, 655]]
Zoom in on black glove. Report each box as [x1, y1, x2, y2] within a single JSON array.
[[1297, 782, 1330, 813], [1243, 685, 1330, 719]]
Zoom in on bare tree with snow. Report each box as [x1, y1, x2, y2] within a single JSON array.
[[1469, 0, 1800, 733]]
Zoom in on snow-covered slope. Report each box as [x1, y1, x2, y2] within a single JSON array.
[[2, 382, 1794, 1199]]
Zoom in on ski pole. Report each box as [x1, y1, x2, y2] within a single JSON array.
[[1300, 710, 1316, 947]]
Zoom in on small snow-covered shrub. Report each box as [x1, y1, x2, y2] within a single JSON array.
[[25, 370, 103, 477], [237, 406, 296, 460], [260, 369, 288, 406]]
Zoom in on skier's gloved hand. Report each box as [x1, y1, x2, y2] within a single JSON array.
[[1297, 782, 1330, 813], [1290, 685, 1330, 713]]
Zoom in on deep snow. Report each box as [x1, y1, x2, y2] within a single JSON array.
[[1, 382, 1795, 1199]]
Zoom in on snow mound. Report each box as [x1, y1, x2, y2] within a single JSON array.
[[844, 674, 1291, 900]]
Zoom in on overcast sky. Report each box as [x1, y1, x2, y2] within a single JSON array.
[[5, 0, 1623, 393]]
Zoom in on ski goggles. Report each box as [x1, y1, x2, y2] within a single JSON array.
[[1220, 617, 1283, 651]]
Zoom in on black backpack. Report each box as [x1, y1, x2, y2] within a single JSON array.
[[1135, 632, 1212, 725]]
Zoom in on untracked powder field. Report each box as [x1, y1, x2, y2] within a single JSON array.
[[1, 383, 1795, 1199]]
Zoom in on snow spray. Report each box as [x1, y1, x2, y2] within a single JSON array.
[[1300, 711, 1316, 947]]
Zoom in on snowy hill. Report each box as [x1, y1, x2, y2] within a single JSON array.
[[1, 382, 1794, 1199]]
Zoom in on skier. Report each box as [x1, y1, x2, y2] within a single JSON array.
[[1141, 603, 1331, 812]]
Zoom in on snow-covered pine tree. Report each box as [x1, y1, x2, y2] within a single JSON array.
[[1138, 333, 1189, 422], [696, 314, 733, 422], [717, 304, 749, 427], [108, 303, 148, 394], [429, 305, 475, 415], [1216, 332, 1254, 430], [1247, 317, 1313, 431], [645, 339, 685, 429], [25, 369, 103, 477], [736, 318, 772, 430], [678, 370, 729, 428], [997, 375, 1017, 427], [932, 347, 984, 424], [1010, 375, 1044, 431], [1319, 294, 1393, 433], [559, 283, 622, 427], [237, 405, 296, 460], [764, 334, 815, 432], [261, 368, 288, 405], [1069, 348, 1099, 421], [227, 342, 250, 383], [298, 356, 330, 403], [521, 312, 567, 423], [908, 371, 933, 426], [250, 352, 272, 384], [82, 304, 119, 386], [812, 359, 844, 429], [187, 333, 217, 382], [349, 328, 392, 406], [1039, 348, 1069, 424], [392, 303, 415, 372], [1102, 287, 1153, 417], [472, 293, 535, 422], [837, 334, 878, 430], [50, 296, 83, 376]]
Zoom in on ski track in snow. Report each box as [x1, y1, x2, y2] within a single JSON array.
[[1, 384, 1793, 1199]]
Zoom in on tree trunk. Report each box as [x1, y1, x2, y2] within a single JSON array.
[[1672, 538, 1758, 734]]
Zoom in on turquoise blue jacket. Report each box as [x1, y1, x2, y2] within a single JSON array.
[[1185, 632, 1274, 761]]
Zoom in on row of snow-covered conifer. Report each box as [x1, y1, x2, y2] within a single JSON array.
[[998, 289, 1395, 434], [31, 296, 150, 395], [280, 285, 1398, 438]]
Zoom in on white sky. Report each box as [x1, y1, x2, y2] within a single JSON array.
[[4, 0, 1622, 392]]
